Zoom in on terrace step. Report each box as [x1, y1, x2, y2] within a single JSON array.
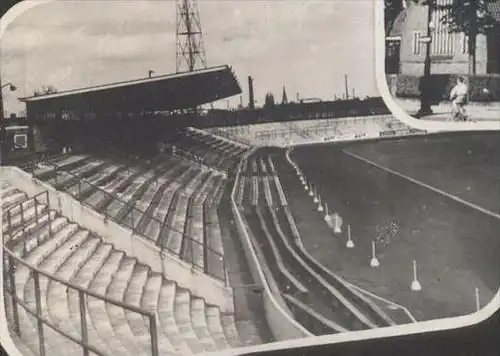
[[3, 145, 267, 356]]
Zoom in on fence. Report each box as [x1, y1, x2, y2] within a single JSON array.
[[29, 161, 227, 283], [2, 191, 160, 356]]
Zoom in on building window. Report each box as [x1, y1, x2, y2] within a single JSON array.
[[430, 0, 455, 56], [412, 31, 421, 55], [461, 33, 469, 54], [13, 134, 27, 149]]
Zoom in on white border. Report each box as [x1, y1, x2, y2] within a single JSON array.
[[1, 2, 52, 356], [374, 0, 500, 133], [1, 2, 500, 356]]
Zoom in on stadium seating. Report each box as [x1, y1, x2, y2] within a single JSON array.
[[2, 180, 262, 356], [168, 129, 249, 172], [29, 152, 229, 280]]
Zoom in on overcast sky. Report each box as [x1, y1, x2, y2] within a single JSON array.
[[1, 0, 378, 115]]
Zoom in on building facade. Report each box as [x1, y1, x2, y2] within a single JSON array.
[[386, 0, 500, 75]]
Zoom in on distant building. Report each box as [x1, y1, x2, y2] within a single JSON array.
[[386, 0, 500, 75], [281, 86, 288, 104]]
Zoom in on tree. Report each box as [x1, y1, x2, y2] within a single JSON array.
[[33, 85, 58, 96], [385, 0, 406, 31], [435, 0, 499, 74]]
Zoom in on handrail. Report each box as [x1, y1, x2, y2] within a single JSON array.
[[34, 158, 226, 282], [4, 290, 108, 356], [3, 247, 154, 317], [2, 191, 160, 356]]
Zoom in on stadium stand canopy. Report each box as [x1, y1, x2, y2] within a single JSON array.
[[19, 65, 241, 117]]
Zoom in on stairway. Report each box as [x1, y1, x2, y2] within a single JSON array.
[[2, 181, 262, 356]]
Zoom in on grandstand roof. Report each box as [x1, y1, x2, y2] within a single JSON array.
[[19, 65, 241, 114]]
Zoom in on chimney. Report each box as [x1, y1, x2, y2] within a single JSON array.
[[248, 76, 255, 109]]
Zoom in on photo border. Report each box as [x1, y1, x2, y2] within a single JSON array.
[[0, 1, 499, 356]]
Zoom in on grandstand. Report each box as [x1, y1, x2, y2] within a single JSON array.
[[209, 113, 427, 147], [1, 65, 278, 356]]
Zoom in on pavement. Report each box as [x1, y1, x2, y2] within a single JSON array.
[[393, 98, 500, 122]]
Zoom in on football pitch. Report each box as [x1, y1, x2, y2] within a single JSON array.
[[271, 131, 500, 322]]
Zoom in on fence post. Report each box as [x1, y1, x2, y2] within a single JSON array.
[[7, 210, 12, 235], [32, 271, 46, 356], [149, 314, 159, 356], [8, 255, 20, 334], [78, 290, 89, 356], [47, 193, 53, 238], [130, 205, 135, 230], [22, 226, 27, 256], [20, 203, 25, 228], [34, 197, 39, 225]]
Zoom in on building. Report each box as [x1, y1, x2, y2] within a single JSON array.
[[386, 0, 500, 75]]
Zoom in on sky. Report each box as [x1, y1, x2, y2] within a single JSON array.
[[0, 0, 378, 115]]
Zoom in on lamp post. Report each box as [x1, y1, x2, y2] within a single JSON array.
[[417, 1, 434, 117], [0, 82, 18, 165]]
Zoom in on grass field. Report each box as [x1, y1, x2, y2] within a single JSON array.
[[270, 131, 500, 322]]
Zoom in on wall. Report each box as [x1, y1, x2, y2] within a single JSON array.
[[399, 3, 488, 75], [0, 166, 234, 313], [230, 149, 312, 341]]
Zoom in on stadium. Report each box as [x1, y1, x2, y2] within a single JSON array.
[[1, 2, 500, 356]]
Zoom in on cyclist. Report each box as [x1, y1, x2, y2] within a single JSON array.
[[449, 76, 469, 121]]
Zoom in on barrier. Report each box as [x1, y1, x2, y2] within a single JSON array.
[[230, 148, 312, 341], [0, 166, 234, 313], [2, 192, 160, 356]]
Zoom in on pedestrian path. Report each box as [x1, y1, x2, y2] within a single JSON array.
[[393, 99, 500, 122]]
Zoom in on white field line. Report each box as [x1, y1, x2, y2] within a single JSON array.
[[342, 150, 500, 221]]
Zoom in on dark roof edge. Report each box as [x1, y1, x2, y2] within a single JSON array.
[[19, 64, 232, 103]]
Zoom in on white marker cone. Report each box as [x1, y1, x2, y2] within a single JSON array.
[[346, 224, 354, 248], [308, 185, 314, 196], [475, 287, 480, 312], [370, 241, 380, 267], [317, 196, 324, 212], [304, 183, 309, 191], [333, 213, 342, 233], [324, 203, 331, 221], [410, 260, 422, 291], [313, 190, 319, 203]]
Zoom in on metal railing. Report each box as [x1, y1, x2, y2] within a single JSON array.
[[2, 191, 160, 356], [8, 149, 73, 172], [31, 161, 227, 282]]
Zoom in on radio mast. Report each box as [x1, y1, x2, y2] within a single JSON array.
[[176, 0, 207, 72]]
